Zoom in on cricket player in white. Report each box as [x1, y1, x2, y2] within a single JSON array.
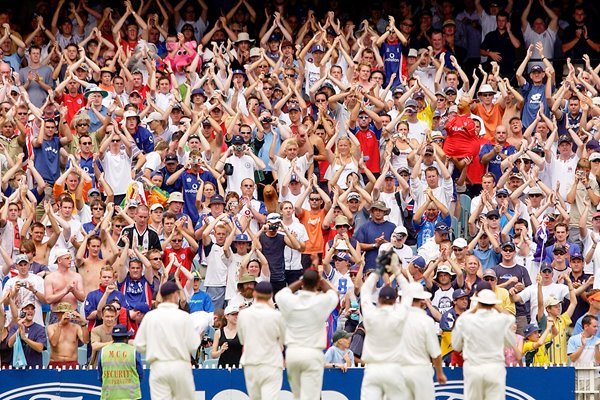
[[359, 249, 412, 400], [399, 282, 447, 399], [275, 268, 338, 400], [134, 282, 201, 400], [452, 289, 517, 400], [238, 281, 286, 399]]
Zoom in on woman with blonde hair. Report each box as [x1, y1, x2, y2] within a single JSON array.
[[463, 254, 484, 295], [323, 132, 362, 190]]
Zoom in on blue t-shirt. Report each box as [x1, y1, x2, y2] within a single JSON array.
[[189, 290, 215, 313], [354, 220, 396, 269], [479, 142, 517, 181], [174, 169, 217, 225], [542, 242, 581, 266], [117, 275, 153, 309], [520, 81, 550, 128], [415, 215, 451, 248], [380, 41, 402, 87], [324, 345, 355, 365], [573, 313, 600, 339], [473, 245, 501, 270], [255, 128, 281, 172], [160, 165, 183, 193], [132, 126, 155, 154], [8, 322, 46, 367], [33, 136, 61, 183]]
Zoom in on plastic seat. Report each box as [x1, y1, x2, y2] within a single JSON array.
[[459, 194, 472, 238], [202, 358, 219, 369]]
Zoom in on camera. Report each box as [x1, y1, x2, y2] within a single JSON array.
[[228, 201, 238, 210], [190, 157, 200, 165], [17, 281, 27, 288], [201, 335, 213, 347], [19, 311, 26, 319], [268, 223, 280, 231], [577, 170, 584, 178], [263, 117, 272, 123], [234, 145, 245, 152], [264, 73, 271, 78]]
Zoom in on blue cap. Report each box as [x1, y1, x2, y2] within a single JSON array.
[[523, 323, 540, 337], [435, 222, 450, 233], [411, 255, 426, 269], [335, 252, 351, 261], [234, 234, 251, 242], [131, 302, 150, 314], [452, 289, 468, 300], [378, 285, 397, 300], [112, 324, 134, 337], [496, 188, 510, 197], [231, 135, 245, 145], [572, 252, 584, 260], [311, 44, 325, 53]]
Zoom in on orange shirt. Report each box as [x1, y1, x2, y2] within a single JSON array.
[[474, 102, 505, 142], [298, 208, 328, 254]]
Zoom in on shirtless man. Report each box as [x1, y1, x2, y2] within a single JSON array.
[[29, 202, 66, 268], [47, 302, 89, 368], [76, 230, 116, 296], [44, 249, 85, 312]]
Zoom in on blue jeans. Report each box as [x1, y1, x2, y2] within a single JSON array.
[[206, 286, 226, 310]]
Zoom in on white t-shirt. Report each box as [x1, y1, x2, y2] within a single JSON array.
[[4, 274, 45, 326], [271, 155, 309, 191], [518, 282, 569, 321], [283, 221, 309, 271], [379, 191, 403, 228], [407, 119, 429, 144], [225, 253, 245, 301], [102, 150, 133, 195], [548, 155, 579, 200], [225, 154, 259, 196], [143, 151, 162, 173], [204, 243, 230, 287]]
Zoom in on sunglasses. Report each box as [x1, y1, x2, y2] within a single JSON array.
[[81, 141, 92, 145], [487, 216, 499, 220], [452, 247, 464, 251], [496, 194, 508, 199], [112, 139, 121, 143], [481, 93, 494, 97], [358, 116, 369, 119], [240, 131, 252, 134], [502, 248, 515, 252], [172, 239, 183, 243], [529, 193, 542, 197], [77, 123, 89, 127], [309, 198, 321, 201], [483, 277, 496, 281], [92, 207, 104, 210], [553, 251, 566, 256], [114, 224, 125, 228], [150, 257, 161, 261]]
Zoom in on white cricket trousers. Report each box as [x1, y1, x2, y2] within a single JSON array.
[[243, 364, 283, 400], [149, 360, 195, 400], [401, 365, 435, 400], [463, 362, 506, 400], [285, 347, 325, 400], [361, 363, 408, 400]]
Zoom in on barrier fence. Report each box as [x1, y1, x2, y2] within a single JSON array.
[[0, 365, 578, 399]]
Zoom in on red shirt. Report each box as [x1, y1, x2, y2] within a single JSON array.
[[163, 246, 195, 286], [443, 114, 485, 184], [354, 129, 380, 173], [59, 93, 85, 125]]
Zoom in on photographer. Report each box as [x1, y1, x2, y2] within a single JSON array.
[[215, 135, 266, 197], [47, 302, 89, 369], [259, 213, 303, 294], [2, 254, 46, 326], [8, 302, 47, 367]]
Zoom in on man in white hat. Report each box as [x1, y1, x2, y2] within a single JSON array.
[[471, 84, 505, 141], [452, 289, 517, 400], [44, 248, 85, 313], [399, 282, 446, 399]]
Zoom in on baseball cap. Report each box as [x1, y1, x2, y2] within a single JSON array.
[[238, 273, 257, 285], [544, 295, 562, 309], [444, 87, 457, 95], [143, 111, 163, 124], [435, 222, 450, 233], [553, 244, 567, 254], [332, 330, 353, 343], [231, 135, 245, 145], [15, 254, 29, 264], [411, 256, 426, 270], [587, 140, 600, 152], [378, 285, 397, 300], [572, 252, 584, 260], [335, 252, 351, 262], [112, 324, 134, 337], [404, 99, 418, 109], [590, 152, 600, 162], [558, 135, 572, 145], [528, 186, 544, 196], [453, 238, 468, 248], [540, 262, 553, 273], [394, 225, 408, 235], [255, 281, 273, 294], [501, 241, 516, 251], [225, 304, 240, 315], [482, 269, 497, 278], [347, 192, 361, 201], [88, 188, 101, 197], [288, 105, 301, 112], [131, 302, 150, 314], [234, 234, 251, 242], [448, 105, 458, 113], [408, 48, 418, 57], [165, 154, 178, 164], [393, 86, 406, 95], [266, 213, 282, 223], [160, 281, 179, 297], [496, 188, 510, 197], [442, 19, 456, 28], [167, 192, 184, 203], [192, 271, 202, 280], [311, 44, 325, 53], [452, 289, 468, 301], [54, 248, 71, 262], [530, 65, 544, 73], [150, 203, 164, 212]]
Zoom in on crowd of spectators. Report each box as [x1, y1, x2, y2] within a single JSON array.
[[0, 0, 600, 371]]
